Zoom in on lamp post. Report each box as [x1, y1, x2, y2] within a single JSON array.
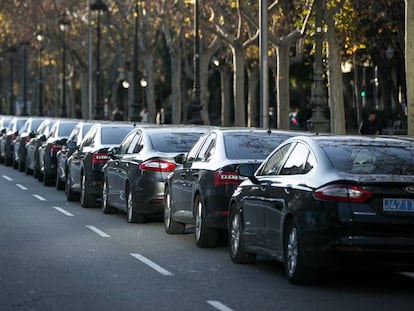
[[307, 0, 329, 132], [131, 0, 140, 122], [36, 33, 44, 116], [90, 0, 108, 120], [8, 46, 17, 115], [21, 41, 29, 116], [59, 16, 70, 118]]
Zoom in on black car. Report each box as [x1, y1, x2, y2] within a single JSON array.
[[164, 128, 299, 247], [25, 119, 56, 176], [102, 125, 209, 223], [56, 120, 96, 190], [0, 115, 13, 163], [65, 122, 135, 208], [38, 119, 79, 186], [229, 135, 414, 284], [0, 116, 28, 166], [13, 117, 46, 171]]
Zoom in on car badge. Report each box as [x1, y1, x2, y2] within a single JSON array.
[[405, 186, 414, 194]]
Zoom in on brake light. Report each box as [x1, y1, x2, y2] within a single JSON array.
[[50, 143, 62, 153], [214, 170, 240, 186], [314, 184, 373, 203], [92, 152, 109, 164], [139, 159, 176, 172]]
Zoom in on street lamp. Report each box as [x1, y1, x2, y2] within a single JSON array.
[[8, 46, 17, 115], [21, 41, 30, 116], [131, 0, 140, 122], [306, 0, 329, 132], [59, 16, 70, 118], [90, 0, 108, 120], [36, 33, 44, 116]]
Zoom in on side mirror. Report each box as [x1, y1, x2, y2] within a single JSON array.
[[174, 153, 186, 164], [238, 163, 261, 184], [66, 141, 77, 149], [39, 134, 47, 142], [107, 147, 118, 158], [29, 131, 36, 139]]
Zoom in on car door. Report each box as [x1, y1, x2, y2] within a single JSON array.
[[169, 134, 208, 221], [241, 143, 294, 248]]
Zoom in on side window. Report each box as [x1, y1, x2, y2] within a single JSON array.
[[197, 135, 216, 161], [130, 133, 143, 154], [186, 134, 208, 162], [117, 132, 135, 154], [81, 126, 97, 148], [279, 143, 310, 175], [259, 143, 294, 176], [68, 127, 80, 143]]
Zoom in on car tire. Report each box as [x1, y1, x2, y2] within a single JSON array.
[[25, 155, 32, 175], [164, 187, 185, 234], [194, 195, 218, 248], [65, 171, 79, 202], [102, 179, 116, 214], [80, 173, 96, 208], [229, 206, 256, 264], [126, 186, 146, 223], [43, 172, 54, 186], [13, 157, 18, 169], [56, 176, 65, 191], [284, 220, 316, 285], [18, 159, 25, 172]]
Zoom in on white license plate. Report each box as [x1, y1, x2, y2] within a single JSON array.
[[383, 198, 414, 212]]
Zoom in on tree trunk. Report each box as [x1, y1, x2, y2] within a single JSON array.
[[326, 17, 346, 134], [220, 63, 232, 126], [232, 44, 246, 126], [407, 0, 414, 135], [276, 44, 290, 130], [143, 52, 156, 123], [200, 51, 211, 125], [170, 54, 182, 124], [247, 65, 259, 127]]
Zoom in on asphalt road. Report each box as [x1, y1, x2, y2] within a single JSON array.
[[1, 164, 414, 311]]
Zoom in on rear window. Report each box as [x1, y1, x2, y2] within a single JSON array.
[[224, 133, 292, 160], [322, 143, 414, 175], [101, 127, 132, 144], [150, 132, 203, 152], [58, 123, 77, 136]]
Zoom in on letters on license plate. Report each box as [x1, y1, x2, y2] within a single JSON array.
[[383, 198, 414, 212]]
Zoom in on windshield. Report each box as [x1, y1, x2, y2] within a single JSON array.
[[150, 132, 203, 152], [101, 127, 132, 144]]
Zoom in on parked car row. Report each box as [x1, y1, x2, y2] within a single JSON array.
[[2, 113, 414, 285]]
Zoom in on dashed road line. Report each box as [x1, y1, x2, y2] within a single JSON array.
[[130, 253, 174, 276], [2, 175, 13, 181], [86, 225, 111, 238], [33, 194, 47, 201], [16, 184, 28, 190], [207, 300, 234, 311], [52, 206, 74, 217]]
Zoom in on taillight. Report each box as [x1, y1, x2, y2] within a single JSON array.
[[314, 184, 373, 203], [92, 152, 109, 164], [214, 170, 241, 186], [139, 159, 176, 172], [50, 143, 62, 153]]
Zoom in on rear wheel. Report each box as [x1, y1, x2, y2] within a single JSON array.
[[194, 195, 218, 248], [43, 172, 54, 186], [65, 171, 79, 202], [126, 186, 146, 223], [56, 175, 65, 191], [25, 155, 32, 175], [80, 173, 96, 208], [284, 220, 316, 285], [18, 158, 25, 172], [164, 187, 185, 234], [229, 206, 256, 263], [102, 179, 116, 214]]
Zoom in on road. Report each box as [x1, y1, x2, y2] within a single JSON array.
[[1, 164, 414, 311]]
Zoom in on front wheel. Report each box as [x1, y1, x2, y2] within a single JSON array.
[[102, 179, 116, 214], [284, 221, 316, 285], [65, 171, 79, 202], [80, 173, 96, 208], [194, 195, 217, 248], [164, 187, 185, 234], [229, 206, 256, 264], [126, 187, 146, 223]]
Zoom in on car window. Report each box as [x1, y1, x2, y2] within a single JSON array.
[[101, 127, 131, 145], [258, 143, 294, 176], [196, 134, 216, 161], [81, 126, 97, 148], [186, 134, 208, 162], [279, 143, 311, 175], [117, 131, 138, 154], [58, 123, 77, 137], [67, 126, 80, 143]]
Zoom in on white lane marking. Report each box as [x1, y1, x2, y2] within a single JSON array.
[[2, 175, 13, 181], [86, 225, 111, 238], [52, 206, 74, 217], [207, 301, 234, 311], [130, 253, 174, 276], [33, 194, 47, 201], [16, 184, 28, 190]]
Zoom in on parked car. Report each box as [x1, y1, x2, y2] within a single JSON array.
[[65, 122, 135, 208], [228, 135, 414, 284], [56, 120, 96, 190], [25, 118, 56, 176], [0, 116, 28, 166], [13, 117, 46, 171], [0, 115, 13, 163], [102, 125, 210, 223], [164, 128, 299, 247], [38, 119, 79, 186]]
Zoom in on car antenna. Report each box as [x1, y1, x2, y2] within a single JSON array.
[[267, 128, 272, 135]]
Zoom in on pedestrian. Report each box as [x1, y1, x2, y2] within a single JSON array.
[[156, 108, 165, 124], [140, 107, 149, 123], [359, 110, 382, 135], [75, 104, 82, 119], [112, 108, 124, 121]]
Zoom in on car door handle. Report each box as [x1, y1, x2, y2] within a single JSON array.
[[192, 173, 199, 179], [284, 185, 292, 194], [180, 173, 186, 179]]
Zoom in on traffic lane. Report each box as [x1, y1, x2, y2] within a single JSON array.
[[2, 165, 414, 311]]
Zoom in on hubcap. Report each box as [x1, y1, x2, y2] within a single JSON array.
[[230, 212, 240, 256], [102, 181, 108, 210], [127, 191, 133, 220], [195, 200, 202, 241], [286, 227, 298, 276], [81, 174, 86, 203], [164, 192, 171, 228]]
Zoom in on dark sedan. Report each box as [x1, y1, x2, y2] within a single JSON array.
[[164, 128, 299, 247], [102, 125, 209, 223], [229, 135, 414, 284], [0, 116, 28, 166], [65, 122, 135, 208]]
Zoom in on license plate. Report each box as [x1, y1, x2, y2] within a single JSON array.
[[383, 198, 414, 212]]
